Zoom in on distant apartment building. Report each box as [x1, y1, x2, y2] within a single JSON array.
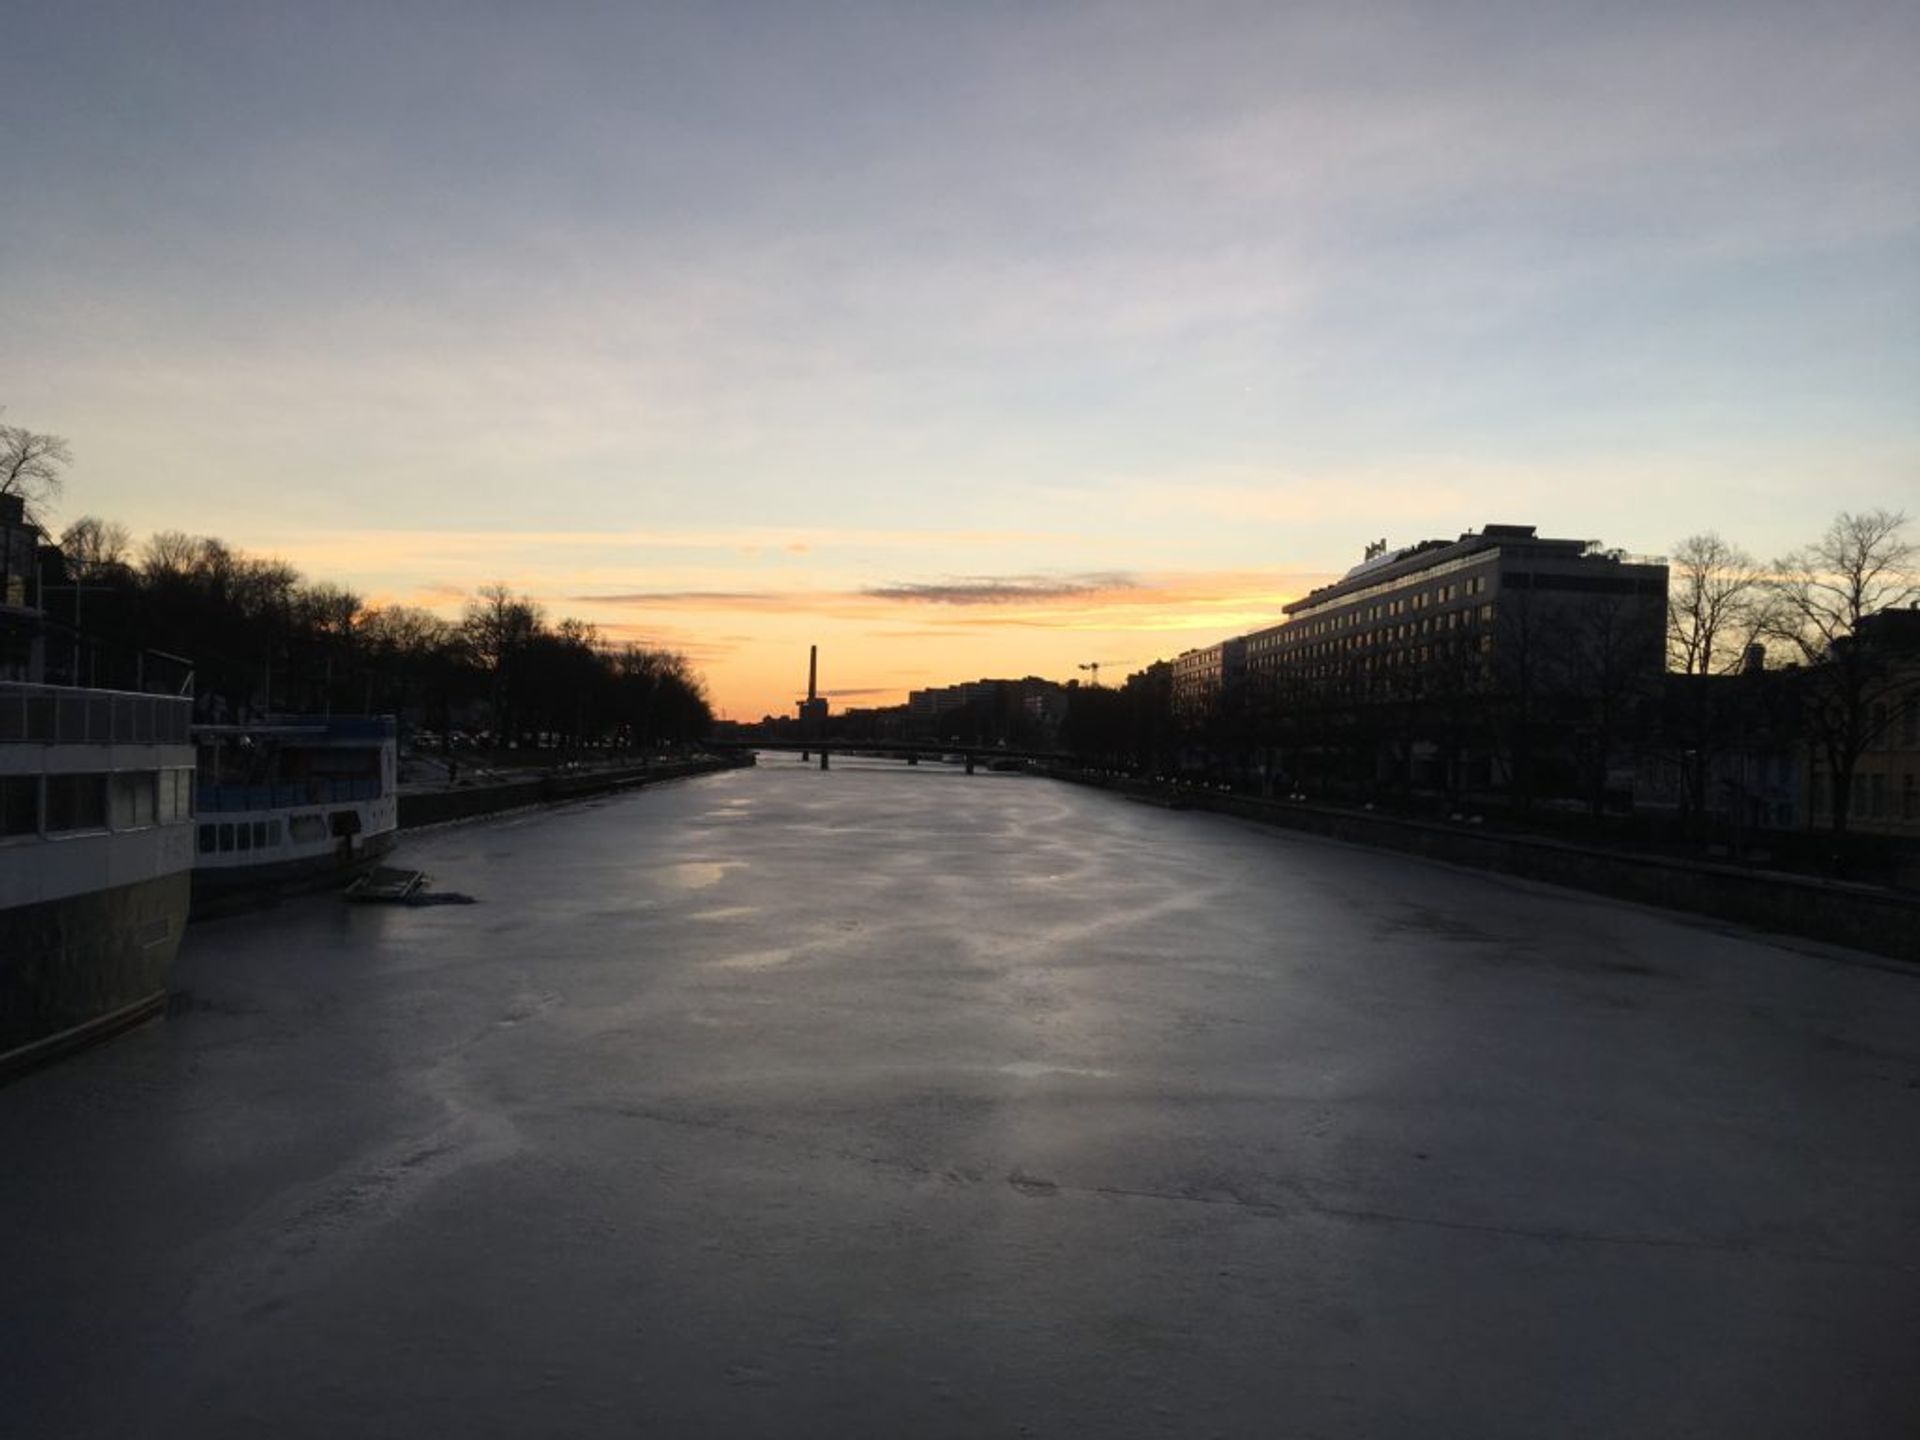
[[831, 705, 908, 742], [901, 676, 1069, 745], [907, 686, 965, 724], [1170, 638, 1246, 720]]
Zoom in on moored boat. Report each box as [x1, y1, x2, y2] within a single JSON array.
[[189, 714, 398, 912], [1, 490, 198, 1073], [0, 685, 197, 1073]]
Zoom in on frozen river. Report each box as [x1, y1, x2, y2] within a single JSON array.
[[6, 754, 1920, 1438]]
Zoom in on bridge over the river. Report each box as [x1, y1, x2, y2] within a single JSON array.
[[711, 738, 1071, 773]]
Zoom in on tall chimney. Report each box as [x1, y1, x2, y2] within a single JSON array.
[[808, 645, 818, 702]]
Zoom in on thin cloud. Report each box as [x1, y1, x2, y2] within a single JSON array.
[[570, 590, 783, 606], [564, 567, 1332, 632], [862, 573, 1139, 605], [901, 566, 1337, 633], [250, 526, 1052, 562], [590, 620, 740, 662]]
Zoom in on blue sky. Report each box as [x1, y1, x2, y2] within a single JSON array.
[[4, 1, 1915, 715]]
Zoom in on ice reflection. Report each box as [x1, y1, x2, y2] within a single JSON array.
[[997, 1061, 1116, 1080], [710, 948, 796, 971], [659, 860, 742, 890]]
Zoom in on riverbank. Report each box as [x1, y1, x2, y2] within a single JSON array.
[[397, 750, 754, 829], [1045, 767, 1920, 966]]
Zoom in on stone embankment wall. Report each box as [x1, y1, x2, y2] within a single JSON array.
[[399, 753, 752, 830], [1050, 770, 1920, 966]]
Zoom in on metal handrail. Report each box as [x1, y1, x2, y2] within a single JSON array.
[[0, 682, 194, 746]]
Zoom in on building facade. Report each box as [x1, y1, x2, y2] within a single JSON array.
[[1170, 638, 1246, 720], [1806, 607, 1920, 839], [1238, 524, 1668, 797]]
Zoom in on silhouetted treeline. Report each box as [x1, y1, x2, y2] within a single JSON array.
[[45, 517, 712, 748]]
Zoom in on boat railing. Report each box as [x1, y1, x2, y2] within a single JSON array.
[[0, 682, 193, 746]]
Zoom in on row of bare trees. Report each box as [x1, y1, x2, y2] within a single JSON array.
[[1666, 512, 1916, 675], [47, 517, 713, 749], [1667, 510, 1917, 837], [6, 415, 712, 748]]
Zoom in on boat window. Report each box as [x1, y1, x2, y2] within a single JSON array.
[[110, 772, 157, 830], [290, 814, 327, 844], [252, 821, 269, 848], [218, 823, 234, 852], [1, 775, 37, 836], [46, 773, 109, 832], [267, 819, 283, 846], [57, 695, 87, 743], [235, 822, 252, 852], [198, 824, 216, 854]]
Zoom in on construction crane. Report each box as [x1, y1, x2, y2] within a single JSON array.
[[1077, 660, 1126, 687]]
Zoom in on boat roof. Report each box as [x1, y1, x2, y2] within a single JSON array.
[[193, 714, 396, 740]]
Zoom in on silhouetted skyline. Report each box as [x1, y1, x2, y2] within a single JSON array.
[[3, 1, 1915, 717]]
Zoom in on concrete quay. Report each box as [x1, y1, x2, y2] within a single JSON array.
[[1047, 768, 1920, 967], [397, 750, 753, 829]]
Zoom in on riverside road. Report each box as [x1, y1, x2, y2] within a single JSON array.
[[6, 756, 1920, 1438]]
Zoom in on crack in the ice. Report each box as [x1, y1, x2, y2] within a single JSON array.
[[577, 1101, 1912, 1271]]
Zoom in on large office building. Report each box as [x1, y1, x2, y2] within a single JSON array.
[[1244, 524, 1667, 699], [1202, 523, 1669, 795]]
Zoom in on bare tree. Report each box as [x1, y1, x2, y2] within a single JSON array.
[[1667, 532, 1763, 676], [361, 605, 454, 655], [462, 583, 545, 741], [360, 605, 459, 738], [556, 616, 599, 649], [0, 413, 73, 521], [296, 582, 364, 640], [461, 583, 543, 673], [1766, 509, 1918, 844], [229, 556, 302, 621], [58, 516, 133, 579], [140, 530, 209, 581], [1662, 532, 1766, 829]]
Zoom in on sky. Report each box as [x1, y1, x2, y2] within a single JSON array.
[[3, 0, 1915, 719]]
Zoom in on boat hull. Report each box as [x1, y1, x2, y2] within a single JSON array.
[[0, 870, 191, 1076], [190, 828, 398, 916]]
